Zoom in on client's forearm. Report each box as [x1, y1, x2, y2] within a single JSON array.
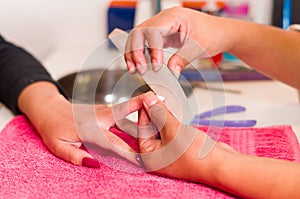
[[214, 152, 300, 199], [189, 144, 300, 198]]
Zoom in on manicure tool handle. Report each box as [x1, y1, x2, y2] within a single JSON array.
[[196, 105, 246, 118], [192, 119, 257, 127]]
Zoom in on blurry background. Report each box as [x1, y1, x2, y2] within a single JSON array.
[[1, 0, 299, 83], [0, 0, 300, 130], [0, 0, 107, 61], [0, 0, 275, 66]]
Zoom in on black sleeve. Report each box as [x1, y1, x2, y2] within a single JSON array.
[[0, 34, 67, 114]]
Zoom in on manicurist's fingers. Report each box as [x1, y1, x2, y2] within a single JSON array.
[[167, 54, 187, 79], [125, 34, 137, 74], [129, 29, 148, 74], [167, 37, 208, 78], [144, 29, 164, 72]]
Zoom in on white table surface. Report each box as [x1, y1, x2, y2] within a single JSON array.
[[1, 46, 299, 142]]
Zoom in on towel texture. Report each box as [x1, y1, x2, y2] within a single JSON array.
[[1, 116, 299, 198]]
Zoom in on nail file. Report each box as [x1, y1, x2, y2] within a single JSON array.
[[109, 28, 194, 125]]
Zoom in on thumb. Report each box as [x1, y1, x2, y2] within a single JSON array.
[[143, 92, 167, 131], [168, 38, 209, 78], [48, 140, 100, 168], [167, 54, 187, 79], [143, 92, 179, 141], [137, 108, 158, 153]]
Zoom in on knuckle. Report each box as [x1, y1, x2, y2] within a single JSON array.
[[50, 142, 81, 166], [149, 104, 166, 121], [124, 52, 132, 60], [132, 50, 146, 63], [107, 134, 121, 146]]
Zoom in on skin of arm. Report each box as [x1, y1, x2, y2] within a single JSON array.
[[125, 6, 300, 90], [138, 92, 300, 199], [226, 19, 300, 90], [17, 81, 143, 167], [124, 6, 300, 198]]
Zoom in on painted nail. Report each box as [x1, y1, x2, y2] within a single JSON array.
[[82, 157, 100, 168]]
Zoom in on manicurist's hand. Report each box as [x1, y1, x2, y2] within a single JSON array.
[[18, 81, 143, 168], [125, 6, 238, 77], [126, 6, 300, 89]]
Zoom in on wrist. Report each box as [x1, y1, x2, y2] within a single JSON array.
[[227, 19, 261, 56], [18, 81, 67, 126], [181, 132, 239, 186], [218, 17, 246, 54]]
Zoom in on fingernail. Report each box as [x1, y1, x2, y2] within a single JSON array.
[[152, 59, 161, 72], [82, 157, 100, 168], [129, 67, 136, 74], [137, 65, 146, 75], [126, 61, 136, 74], [144, 92, 158, 108], [157, 95, 165, 101], [172, 66, 181, 79]]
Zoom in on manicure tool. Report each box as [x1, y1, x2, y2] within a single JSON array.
[[191, 105, 257, 127], [109, 28, 194, 125]]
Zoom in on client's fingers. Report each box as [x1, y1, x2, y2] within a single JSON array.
[[143, 92, 180, 141], [101, 128, 140, 166], [137, 108, 158, 153], [48, 140, 100, 168], [139, 92, 198, 171], [116, 118, 138, 138], [112, 94, 144, 121], [98, 94, 144, 128]]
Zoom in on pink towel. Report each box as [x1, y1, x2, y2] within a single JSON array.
[[1, 116, 299, 198]]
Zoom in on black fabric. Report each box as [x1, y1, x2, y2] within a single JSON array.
[[0, 34, 66, 114]]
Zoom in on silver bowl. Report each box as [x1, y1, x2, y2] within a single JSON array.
[[58, 69, 192, 104]]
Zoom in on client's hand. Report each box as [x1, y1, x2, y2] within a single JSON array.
[[18, 82, 143, 168], [137, 92, 235, 181]]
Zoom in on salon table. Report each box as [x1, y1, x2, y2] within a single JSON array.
[[0, 46, 299, 142]]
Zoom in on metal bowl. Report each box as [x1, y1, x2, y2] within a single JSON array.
[[58, 69, 192, 104]]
